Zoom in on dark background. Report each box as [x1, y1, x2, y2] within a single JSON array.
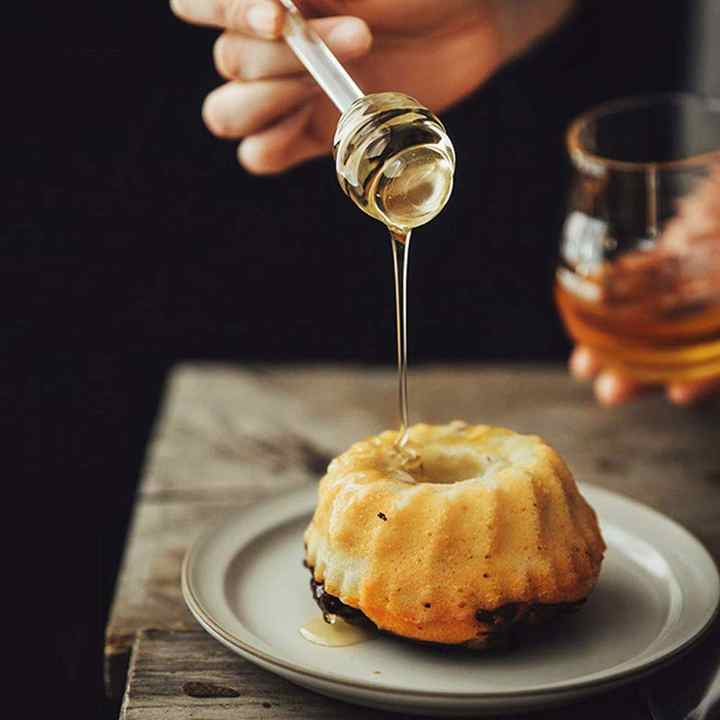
[[2, 1, 709, 716]]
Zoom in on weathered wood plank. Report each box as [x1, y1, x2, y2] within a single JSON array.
[[106, 363, 720, 703], [122, 629, 660, 720], [123, 629, 395, 720]]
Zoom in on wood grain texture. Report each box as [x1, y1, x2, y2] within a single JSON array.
[[106, 363, 720, 711], [124, 628, 720, 720], [123, 629, 401, 720]]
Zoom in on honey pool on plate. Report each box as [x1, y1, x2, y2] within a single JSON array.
[[300, 615, 374, 647]]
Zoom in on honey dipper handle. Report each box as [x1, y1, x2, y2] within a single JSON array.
[[279, 0, 364, 113]]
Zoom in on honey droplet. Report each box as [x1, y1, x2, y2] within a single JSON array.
[[299, 615, 374, 647]]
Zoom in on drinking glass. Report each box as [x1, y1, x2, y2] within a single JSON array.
[[555, 94, 720, 382]]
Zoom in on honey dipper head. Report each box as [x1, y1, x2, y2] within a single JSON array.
[[333, 92, 455, 231]]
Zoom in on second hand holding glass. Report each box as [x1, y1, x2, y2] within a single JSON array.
[[556, 94, 720, 390], [280, 0, 456, 446]]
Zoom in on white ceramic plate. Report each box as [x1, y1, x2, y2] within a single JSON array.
[[182, 484, 719, 716]]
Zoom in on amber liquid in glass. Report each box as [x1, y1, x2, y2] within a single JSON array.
[[555, 271, 720, 383], [557, 95, 720, 384]]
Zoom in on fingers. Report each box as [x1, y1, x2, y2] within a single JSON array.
[[569, 346, 603, 380], [202, 77, 320, 138], [213, 17, 372, 81], [593, 370, 651, 407], [570, 346, 652, 406], [238, 103, 328, 173], [205, 84, 334, 173], [570, 345, 720, 407], [595, 373, 720, 407], [666, 378, 720, 406], [170, 0, 284, 38], [175, 0, 372, 173]]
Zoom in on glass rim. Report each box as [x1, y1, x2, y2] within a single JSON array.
[[566, 92, 720, 173]]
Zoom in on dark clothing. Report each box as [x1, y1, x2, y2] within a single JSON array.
[[4, 2, 689, 366]]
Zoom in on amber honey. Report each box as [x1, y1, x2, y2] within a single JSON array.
[[333, 92, 455, 446], [557, 95, 720, 383], [555, 271, 720, 383]]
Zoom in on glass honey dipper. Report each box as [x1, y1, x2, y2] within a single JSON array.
[[279, 0, 456, 234], [280, 0, 455, 448]]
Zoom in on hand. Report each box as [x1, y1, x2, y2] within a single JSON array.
[[569, 346, 720, 406], [170, 0, 574, 173], [569, 164, 720, 408]]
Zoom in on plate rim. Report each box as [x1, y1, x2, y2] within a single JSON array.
[[182, 482, 719, 701]]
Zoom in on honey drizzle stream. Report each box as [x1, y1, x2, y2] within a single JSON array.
[[390, 228, 411, 448]]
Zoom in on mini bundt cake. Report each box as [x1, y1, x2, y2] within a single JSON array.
[[304, 422, 605, 648]]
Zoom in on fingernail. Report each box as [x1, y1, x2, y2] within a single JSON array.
[[570, 347, 590, 379], [328, 19, 370, 51], [595, 371, 620, 406], [667, 382, 707, 405], [170, 0, 218, 24], [667, 385, 690, 405], [246, 2, 281, 37]]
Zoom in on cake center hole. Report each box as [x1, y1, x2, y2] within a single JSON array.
[[408, 445, 494, 484]]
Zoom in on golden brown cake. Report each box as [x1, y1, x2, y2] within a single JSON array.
[[304, 422, 605, 648]]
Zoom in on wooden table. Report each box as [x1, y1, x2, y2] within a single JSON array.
[[105, 364, 720, 719]]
